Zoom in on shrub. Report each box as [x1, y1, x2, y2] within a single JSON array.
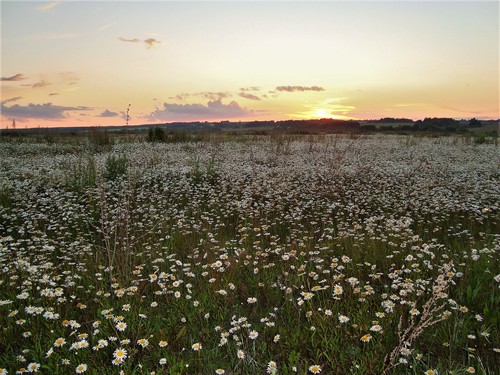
[[104, 154, 128, 180], [148, 126, 166, 142], [88, 127, 113, 151], [64, 156, 97, 192]]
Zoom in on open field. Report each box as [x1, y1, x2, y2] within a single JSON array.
[[0, 134, 498, 374]]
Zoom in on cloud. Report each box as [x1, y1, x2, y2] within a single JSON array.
[[240, 87, 260, 92], [144, 38, 161, 48], [0, 102, 92, 120], [49, 93, 59, 96], [118, 37, 161, 48], [196, 92, 230, 101], [118, 37, 141, 43], [147, 99, 253, 121], [1, 97, 22, 105], [1, 74, 28, 82], [169, 92, 230, 101], [98, 23, 114, 32], [37, 2, 61, 12], [100, 109, 119, 117], [239, 92, 261, 101], [32, 80, 50, 88], [276, 85, 324, 92], [168, 93, 191, 101]]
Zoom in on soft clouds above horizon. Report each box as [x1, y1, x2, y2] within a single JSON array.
[[276, 86, 324, 93], [1, 1, 498, 127], [147, 99, 255, 122], [1, 102, 92, 120]]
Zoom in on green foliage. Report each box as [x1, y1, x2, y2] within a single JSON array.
[[166, 130, 192, 143], [104, 154, 128, 180], [0, 183, 12, 208], [147, 126, 166, 142], [88, 127, 113, 151], [473, 133, 488, 145], [63, 156, 97, 192]]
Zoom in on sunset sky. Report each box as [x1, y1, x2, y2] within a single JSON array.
[[1, 1, 498, 128]]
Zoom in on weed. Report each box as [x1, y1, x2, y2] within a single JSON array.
[[104, 154, 128, 181]]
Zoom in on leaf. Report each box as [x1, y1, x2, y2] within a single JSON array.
[[175, 326, 187, 341]]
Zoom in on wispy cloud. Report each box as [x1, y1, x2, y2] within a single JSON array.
[[31, 80, 51, 88], [239, 92, 261, 101], [147, 100, 253, 122], [169, 93, 191, 101], [1, 74, 28, 82], [37, 1, 61, 12], [144, 38, 161, 48], [98, 23, 114, 32], [118, 36, 141, 43], [1, 97, 22, 105], [100, 109, 119, 117], [240, 87, 260, 92], [196, 92, 230, 101], [276, 85, 324, 92], [118, 36, 162, 48], [49, 93, 59, 96], [1, 102, 92, 120]]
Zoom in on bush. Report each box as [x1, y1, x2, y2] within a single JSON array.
[[0, 183, 12, 208], [88, 127, 113, 151], [64, 156, 97, 192], [148, 127, 166, 142], [104, 154, 128, 180]]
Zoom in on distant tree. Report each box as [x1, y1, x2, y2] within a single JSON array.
[[469, 118, 482, 128]]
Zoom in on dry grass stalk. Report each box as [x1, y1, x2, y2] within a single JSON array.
[[382, 262, 455, 374]]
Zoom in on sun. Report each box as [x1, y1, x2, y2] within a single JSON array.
[[313, 108, 330, 118]]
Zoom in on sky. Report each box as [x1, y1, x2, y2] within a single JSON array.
[[1, 1, 498, 128]]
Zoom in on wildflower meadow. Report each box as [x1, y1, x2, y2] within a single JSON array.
[[0, 133, 498, 374]]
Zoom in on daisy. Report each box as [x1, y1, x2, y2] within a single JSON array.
[[27, 362, 41, 372], [338, 315, 349, 324], [54, 337, 66, 347], [115, 322, 127, 331], [75, 364, 87, 373], [113, 348, 127, 361], [191, 342, 202, 351], [309, 364, 322, 374], [249, 330, 259, 340], [333, 284, 343, 296], [360, 333, 372, 342], [267, 361, 277, 374], [370, 324, 382, 332]]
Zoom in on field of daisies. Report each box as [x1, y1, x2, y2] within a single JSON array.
[[0, 133, 498, 374]]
